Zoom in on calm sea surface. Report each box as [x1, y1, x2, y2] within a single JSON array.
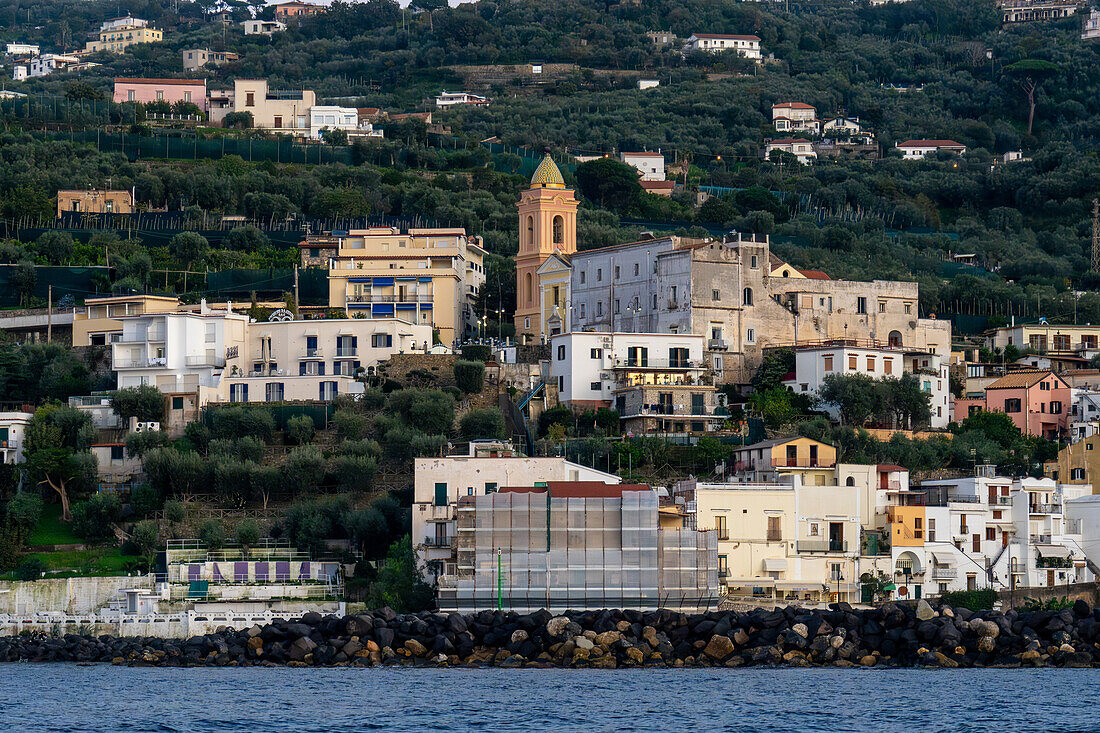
[[0, 665, 1097, 732]]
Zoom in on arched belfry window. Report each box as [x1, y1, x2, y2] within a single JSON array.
[[553, 215, 564, 245]]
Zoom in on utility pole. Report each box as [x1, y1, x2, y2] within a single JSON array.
[[1091, 198, 1099, 273], [292, 265, 300, 315], [47, 284, 52, 343]]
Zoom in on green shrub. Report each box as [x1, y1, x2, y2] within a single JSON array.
[[236, 519, 261, 551], [129, 484, 161, 516], [125, 430, 171, 458], [199, 519, 225, 550], [939, 588, 997, 610], [15, 556, 45, 581], [209, 436, 265, 463], [164, 500, 186, 524], [461, 345, 491, 362], [334, 410, 369, 441], [453, 360, 485, 394], [285, 415, 315, 445], [283, 445, 325, 493], [209, 405, 275, 442], [5, 492, 44, 534], [130, 520, 159, 556], [340, 439, 381, 460], [71, 493, 123, 541], [111, 385, 165, 422], [459, 407, 507, 441], [327, 454, 378, 492]]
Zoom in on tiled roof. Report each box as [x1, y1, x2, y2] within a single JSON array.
[[798, 269, 831, 280], [897, 139, 965, 148], [986, 370, 1059, 389], [692, 33, 761, 41], [773, 102, 815, 109]]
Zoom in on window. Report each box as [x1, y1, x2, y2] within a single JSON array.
[[711, 326, 723, 340], [557, 345, 565, 360], [766, 516, 781, 541], [972, 535, 981, 553], [230, 384, 248, 402], [1004, 398, 1022, 413], [552, 215, 564, 244], [866, 357, 875, 372], [884, 359, 893, 375], [245, 91, 255, 106], [856, 297, 867, 314], [879, 301, 886, 313], [633, 263, 640, 276], [614, 299, 620, 314], [371, 333, 393, 348], [590, 382, 601, 391], [558, 376, 564, 391], [1050, 401, 1062, 414], [715, 515, 729, 540], [265, 382, 284, 402], [904, 303, 912, 314], [746, 328, 755, 343], [986, 527, 995, 541], [628, 346, 649, 367], [824, 356, 833, 372], [596, 268, 602, 282], [580, 271, 586, 284], [127, 90, 135, 102], [579, 304, 586, 318], [155, 90, 164, 101], [434, 482, 448, 507], [1088, 443, 1095, 451], [590, 348, 602, 359], [670, 286, 678, 302], [1040, 381, 1050, 391], [750, 255, 758, 268], [1072, 468, 1086, 480], [652, 294, 658, 309], [927, 518, 935, 542], [712, 289, 720, 301], [184, 91, 192, 103], [111, 445, 124, 460], [848, 355, 857, 370], [172, 396, 184, 411], [597, 302, 603, 317], [742, 287, 753, 307], [669, 347, 689, 368], [614, 266, 620, 280]]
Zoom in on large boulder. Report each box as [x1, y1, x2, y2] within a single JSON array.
[[703, 635, 736, 662], [288, 636, 317, 662], [915, 600, 936, 621]]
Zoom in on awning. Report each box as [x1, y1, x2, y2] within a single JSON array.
[[1036, 544, 1071, 559], [724, 577, 775, 586], [775, 581, 826, 591], [763, 557, 787, 572], [931, 552, 956, 566]]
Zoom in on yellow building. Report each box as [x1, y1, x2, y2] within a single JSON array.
[[1045, 439, 1099, 491], [73, 295, 181, 346], [301, 227, 486, 348], [514, 154, 578, 344], [85, 16, 163, 54], [729, 436, 837, 483], [535, 252, 571, 339], [886, 505, 926, 547]]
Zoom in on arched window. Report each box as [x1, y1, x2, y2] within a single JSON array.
[[742, 287, 754, 307], [525, 272, 533, 305], [552, 215, 564, 245], [526, 215, 534, 249], [782, 270, 790, 277], [888, 330, 903, 348], [845, 476, 856, 487]]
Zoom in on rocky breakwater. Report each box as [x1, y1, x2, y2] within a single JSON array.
[[3, 600, 1100, 669]]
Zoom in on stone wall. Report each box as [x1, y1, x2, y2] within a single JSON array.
[[0, 575, 154, 615], [998, 581, 1100, 610], [377, 354, 458, 388]]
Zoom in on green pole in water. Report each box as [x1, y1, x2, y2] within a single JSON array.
[[497, 548, 503, 611]]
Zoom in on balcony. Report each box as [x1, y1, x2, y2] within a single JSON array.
[[118, 330, 165, 343], [931, 566, 957, 580], [335, 347, 358, 358], [303, 347, 324, 358], [610, 357, 701, 370], [707, 339, 728, 350], [346, 294, 433, 304], [948, 494, 982, 504], [797, 540, 848, 553], [771, 457, 836, 468], [185, 354, 226, 367], [425, 504, 454, 521], [1030, 503, 1062, 514], [423, 536, 453, 548], [114, 357, 167, 369]]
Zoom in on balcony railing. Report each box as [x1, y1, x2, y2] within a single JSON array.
[[931, 566, 957, 580], [114, 357, 167, 369], [335, 347, 358, 357], [1030, 503, 1062, 514], [771, 457, 836, 468], [797, 540, 848, 553], [304, 347, 323, 358], [185, 355, 226, 367], [346, 294, 433, 304], [948, 494, 982, 504], [610, 358, 701, 370], [423, 536, 453, 548], [707, 339, 728, 350]]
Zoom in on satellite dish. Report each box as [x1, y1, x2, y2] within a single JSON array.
[[268, 309, 294, 322]]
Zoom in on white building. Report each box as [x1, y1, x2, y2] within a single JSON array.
[[242, 19, 286, 35], [896, 139, 967, 159], [5, 43, 39, 56], [1070, 388, 1100, 442], [308, 105, 358, 139], [0, 412, 33, 464], [11, 66, 26, 81], [413, 443, 620, 580], [620, 151, 665, 181], [771, 102, 819, 134], [765, 138, 817, 164], [637, 79, 660, 90], [29, 54, 81, 78], [683, 33, 762, 59], [1085, 8, 1100, 38], [822, 116, 863, 135], [919, 475, 1091, 594], [783, 340, 952, 428], [548, 331, 725, 433], [434, 91, 490, 108]]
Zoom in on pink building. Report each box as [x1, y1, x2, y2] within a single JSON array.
[[954, 370, 1070, 439], [113, 78, 208, 112]]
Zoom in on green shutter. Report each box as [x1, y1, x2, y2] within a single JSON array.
[[434, 482, 447, 506]]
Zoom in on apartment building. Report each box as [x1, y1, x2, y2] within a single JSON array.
[[113, 78, 208, 112], [434, 91, 490, 108], [954, 370, 1071, 439], [5, 43, 38, 56], [728, 436, 838, 484], [85, 16, 162, 53], [0, 412, 33, 464], [182, 49, 239, 71], [27, 54, 83, 78], [683, 33, 762, 59], [308, 105, 382, 139], [549, 331, 723, 433], [765, 138, 817, 164], [1085, 7, 1100, 38], [273, 1, 325, 19], [783, 340, 952, 428], [56, 189, 134, 218], [222, 316, 431, 403], [566, 232, 950, 383], [439, 482, 718, 613], [413, 445, 620, 581], [984, 322, 1100, 358], [208, 79, 315, 130], [998, 0, 1080, 22], [301, 227, 486, 347]]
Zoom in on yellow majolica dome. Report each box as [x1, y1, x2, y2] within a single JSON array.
[[530, 153, 566, 188]]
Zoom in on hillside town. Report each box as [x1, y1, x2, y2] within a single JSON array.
[[0, 0, 1095, 678]]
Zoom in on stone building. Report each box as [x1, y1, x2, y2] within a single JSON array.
[[568, 232, 950, 383], [56, 189, 134, 217]]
